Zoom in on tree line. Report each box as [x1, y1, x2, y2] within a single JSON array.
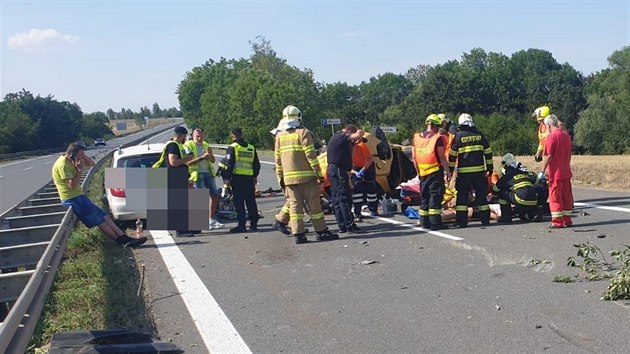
[[0, 90, 180, 153], [178, 37, 629, 155]]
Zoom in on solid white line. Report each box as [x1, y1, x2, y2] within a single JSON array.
[[365, 213, 464, 241], [1, 158, 35, 167], [23, 167, 33, 171], [150, 230, 252, 354], [574, 202, 630, 214]]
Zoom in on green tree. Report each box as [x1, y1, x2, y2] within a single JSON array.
[[152, 103, 162, 118]]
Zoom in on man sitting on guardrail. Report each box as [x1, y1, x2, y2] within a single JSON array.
[[52, 141, 147, 248]]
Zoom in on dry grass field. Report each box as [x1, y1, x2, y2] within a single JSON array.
[[493, 155, 630, 192]]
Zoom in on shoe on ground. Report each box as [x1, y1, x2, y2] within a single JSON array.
[[210, 218, 224, 229], [430, 224, 449, 231], [548, 223, 566, 229], [230, 225, 248, 233], [354, 217, 364, 223], [316, 229, 339, 241], [175, 230, 195, 237], [273, 220, 291, 235], [294, 233, 309, 244], [338, 228, 348, 234], [249, 224, 258, 231], [497, 218, 512, 224], [450, 224, 467, 229], [348, 224, 366, 234], [370, 210, 379, 216], [116, 235, 147, 248]]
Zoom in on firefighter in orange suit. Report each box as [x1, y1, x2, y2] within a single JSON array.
[[412, 114, 452, 231], [532, 105, 551, 162], [274, 105, 338, 244], [351, 132, 378, 222]]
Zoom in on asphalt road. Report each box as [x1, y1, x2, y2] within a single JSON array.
[[134, 147, 630, 353], [0, 121, 181, 214]]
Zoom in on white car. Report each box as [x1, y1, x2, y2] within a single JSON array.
[[107, 143, 164, 221]]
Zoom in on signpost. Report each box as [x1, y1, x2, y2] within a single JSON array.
[[380, 126, 397, 134], [321, 118, 342, 136]]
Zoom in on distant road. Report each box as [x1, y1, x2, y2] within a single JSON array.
[[0, 122, 180, 214]]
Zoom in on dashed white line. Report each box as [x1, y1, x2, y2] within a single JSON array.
[[574, 202, 630, 214], [23, 167, 33, 171], [45, 161, 53, 165], [150, 230, 252, 354]]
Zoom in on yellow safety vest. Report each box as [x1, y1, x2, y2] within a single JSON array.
[[231, 142, 255, 176], [152, 140, 187, 168], [184, 140, 216, 180]]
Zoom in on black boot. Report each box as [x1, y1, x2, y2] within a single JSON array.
[[273, 220, 290, 235], [498, 203, 512, 224], [455, 211, 468, 228], [229, 224, 247, 233], [294, 233, 309, 244], [316, 229, 339, 241]]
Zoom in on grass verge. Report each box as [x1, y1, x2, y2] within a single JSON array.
[[28, 157, 155, 353]]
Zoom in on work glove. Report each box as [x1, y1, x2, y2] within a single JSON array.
[[536, 171, 546, 184], [356, 168, 365, 179], [534, 153, 543, 162]]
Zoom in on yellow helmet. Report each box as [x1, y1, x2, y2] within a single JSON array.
[[425, 114, 442, 126], [532, 106, 550, 121]]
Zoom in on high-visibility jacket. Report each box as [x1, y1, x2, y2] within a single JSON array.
[[275, 128, 322, 185], [536, 122, 550, 155], [412, 132, 443, 177], [184, 140, 216, 180], [152, 140, 186, 168], [448, 127, 493, 174], [231, 142, 255, 176], [442, 132, 455, 154], [352, 142, 371, 168]]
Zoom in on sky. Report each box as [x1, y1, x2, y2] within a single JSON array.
[[1, 0, 629, 113]]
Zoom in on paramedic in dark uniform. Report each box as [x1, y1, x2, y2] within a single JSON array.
[[224, 128, 261, 233], [326, 124, 366, 234]]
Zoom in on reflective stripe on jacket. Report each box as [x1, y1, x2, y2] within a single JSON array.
[[231, 142, 255, 176], [413, 132, 442, 177], [275, 128, 321, 185]]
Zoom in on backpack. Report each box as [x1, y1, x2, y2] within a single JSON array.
[[371, 126, 392, 160]]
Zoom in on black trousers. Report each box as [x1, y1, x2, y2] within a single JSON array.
[[419, 170, 445, 229], [497, 190, 538, 221], [455, 172, 490, 226], [352, 164, 378, 216], [327, 165, 354, 230], [232, 175, 259, 226]]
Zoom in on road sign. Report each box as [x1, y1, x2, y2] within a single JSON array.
[[380, 126, 397, 133], [321, 118, 342, 126]]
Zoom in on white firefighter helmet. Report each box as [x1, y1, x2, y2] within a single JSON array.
[[458, 113, 474, 127], [501, 153, 517, 167], [282, 105, 302, 129], [437, 113, 449, 124]]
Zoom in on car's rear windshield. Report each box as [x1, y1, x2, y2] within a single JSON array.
[[116, 153, 161, 168]]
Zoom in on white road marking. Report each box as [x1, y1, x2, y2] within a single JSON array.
[[574, 202, 630, 214], [23, 167, 33, 171], [150, 230, 252, 354], [45, 161, 53, 165], [1, 158, 35, 167], [365, 212, 464, 241]]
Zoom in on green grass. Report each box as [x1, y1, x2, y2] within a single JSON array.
[[28, 157, 155, 353]]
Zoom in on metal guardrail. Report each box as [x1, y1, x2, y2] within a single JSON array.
[[0, 124, 178, 354]]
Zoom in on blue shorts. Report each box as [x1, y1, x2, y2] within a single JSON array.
[[62, 195, 107, 228], [194, 172, 219, 196]]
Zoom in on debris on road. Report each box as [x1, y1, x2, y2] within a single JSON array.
[[535, 325, 542, 329], [596, 234, 606, 238], [361, 241, 369, 246], [361, 260, 378, 265], [574, 229, 597, 232], [400, 286, 408, 289], [580, 211, 590, 216], [495, 305, 501, 310]]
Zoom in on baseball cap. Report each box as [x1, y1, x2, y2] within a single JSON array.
[[174, 126, 188, 135]]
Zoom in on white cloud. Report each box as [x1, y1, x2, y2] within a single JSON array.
[[8, 28, 80, 53]]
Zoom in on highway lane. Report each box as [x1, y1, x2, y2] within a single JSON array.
[[134, 154, 630, 353], [0, 121, 181, 214]]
